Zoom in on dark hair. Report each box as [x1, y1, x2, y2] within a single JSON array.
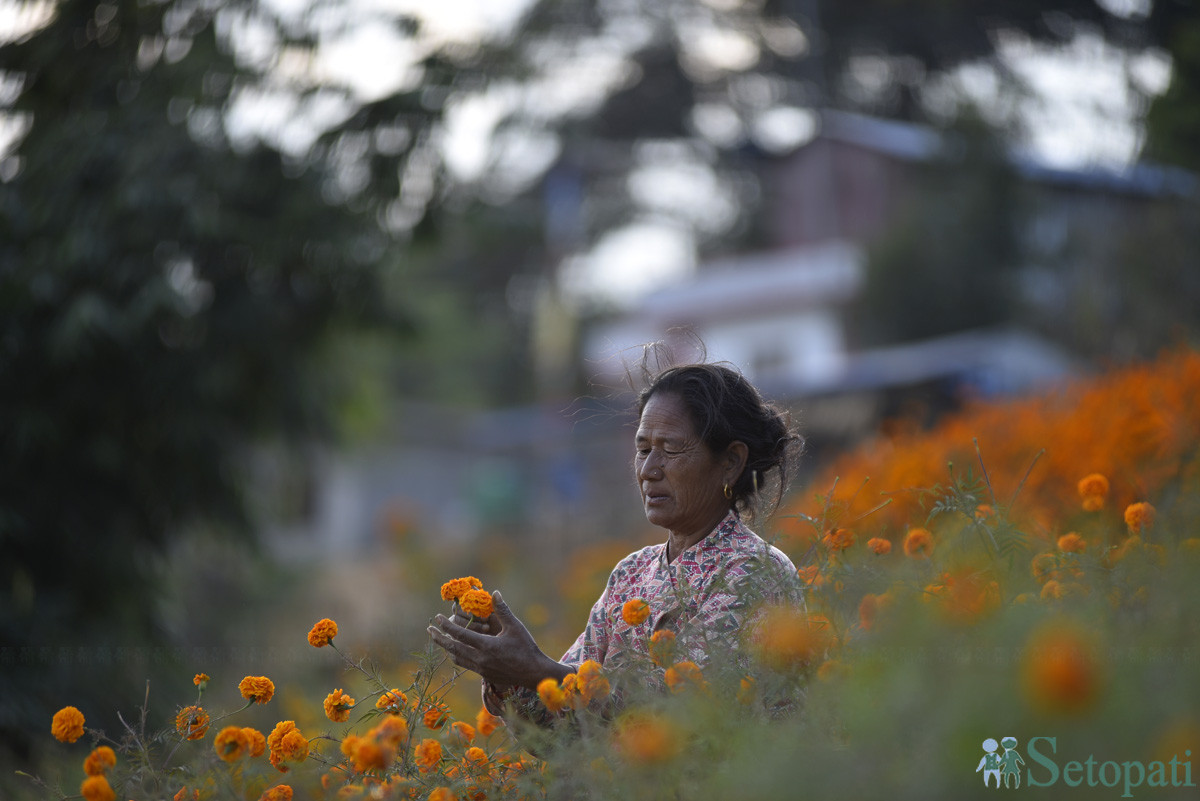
[[636, 362, 804, 518]]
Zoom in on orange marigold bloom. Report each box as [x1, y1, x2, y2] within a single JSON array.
[[1040, 580, 1064, 601], [1077, 473, 1110, 511], [476, 706, 501, 737], [903, 527, 934, 558], [80, 775, 115, 801], [664, 661, 707, 693], [244, 727, 267, 758], [440, 576, 483, 602], [578, 659, 611, 704], [173, 788, 199, 801], [621, 598, 650, 625], [821, 527, 856, 551], [465, 746, 488, 765], [858, 593, 882, 632], [193, 673, 209, 688], [867, 537, 892, 555], [324, 689, 356, 723], [796, 564, 825, 586], [267, 721, 309, 772], [1022, 620, 1100, 714], [1124, 501, 1156, 534], [459, 589, 494, 619], [1057, 532, 1087, 554], [414, 739, 443, 773], [51, 706, 85, 743], [537, 677, 567, 713], [737, 675, 757, 705], [649, 629, 676, 667], [372, 715, 409, 747], [1031, 552, 1060, 584], [260, 784, 294, 801], [428, 788, 457, 801], [451, 721, 476, 745], [422, 703, 449, 730], [350, 739, 390, 774], [375, 688, 408, 714], [175, 705, 209, 740], [83, 746, 116, 776], [974, 504, 994, 521], [751, 606, 832, 671], [307, 618, 339, 648], [239, 675, 275, 705], [613, 713, 680, 765], [214, 726, 252, 762]]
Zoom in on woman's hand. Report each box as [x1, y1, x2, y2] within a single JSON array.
[[428, 591, 573, 690]]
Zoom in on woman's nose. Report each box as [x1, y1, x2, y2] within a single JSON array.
[[638, 451, 663, 479]]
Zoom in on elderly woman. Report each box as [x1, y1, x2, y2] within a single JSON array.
[[428, 361, 804, 717]]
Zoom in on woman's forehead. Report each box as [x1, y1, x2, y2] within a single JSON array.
[[636, 393, 697, 438]]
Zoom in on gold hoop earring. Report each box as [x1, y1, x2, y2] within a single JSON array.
[[723, 483, 733, 500]]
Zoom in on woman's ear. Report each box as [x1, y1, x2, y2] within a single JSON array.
[[724, 440, 749, 485]]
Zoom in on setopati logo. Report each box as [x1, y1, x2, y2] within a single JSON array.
[[974, 736, 1195, 797]]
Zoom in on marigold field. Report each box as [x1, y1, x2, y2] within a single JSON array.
[[24, 350, 1200, 800]]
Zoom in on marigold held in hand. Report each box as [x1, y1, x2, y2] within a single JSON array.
[[621, 598, 650, 625], [51, 706, 85, 743], [175, 705, 209, 740], [307, 618, 338, 648], [459, 588, 494, 619], [239, 675, 275, 705], [440, 576, 483, 602]]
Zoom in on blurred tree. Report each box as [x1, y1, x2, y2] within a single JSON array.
[[0, 0, 416, 757]]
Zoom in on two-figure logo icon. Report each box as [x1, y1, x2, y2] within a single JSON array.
[[977, 737, 1026, 788]]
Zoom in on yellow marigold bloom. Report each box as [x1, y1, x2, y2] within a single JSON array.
[[476, 706, 501, 737], [428, 788, 457, 801], [267, 721, 309, 772], [414, 738, 443, 773], [451, 721, 476, 745], [537, 677, 567, 713], [244, 727, 267, 758], [375, 688, 407, 714], [1057, 532, 1087, 554], [422, 702, 449, 730], [821, 527, 856, 551], [1124, 501, 1156, 534], [903, 527, 934, 558], [621, 598, 650, 625], [214, 726, 251, 762], [239, 675, 275, 705], [1022, 620, 1100, 715], [459, 588, 494, 619], [82, 746, 116, 776], [465, 746, 488, 765], [307, 618, 339, 648], [440, 576, 483, 602], [613, 713, 680, 765], [1077, 473, 1110, 511], [324, 689, 356, 723], [51, 706, 85, 743], [193, 673, 209, 688], [649, 629, 676, 667], [175, 705, 209, 740], [578, 659, 611, 704], [751, 606, 832, 671], [664, 661, 707, 693], [260, 784, 294, 801], [80, 775, 115, 801], [867, 537, 892, 555]]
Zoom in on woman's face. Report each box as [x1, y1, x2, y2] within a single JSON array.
[[634, 392, 735, 540]]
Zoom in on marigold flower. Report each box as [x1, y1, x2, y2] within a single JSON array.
[[649, 629, 676, 667], [621, 598, 650, 625], [737, 675, 757, 705], [1077, 473, 1110, 511], [51, 706, 85, 743], [1040, 580, 1064, 601], [212, 726, 249, 762], [349, 739, 390, 773], [903, 527, 934, 558], [80, 775, 115, 801], [244, 727, 267, 758], [751, 606, 832, 671], [372, 715, 409, 747], [476, 706, 501, 737], [440, 576, 483, 602], [974, 504, 994, 520], [1057, 532, 1086, 554], [796, 565, 825, 587], [1124, 501, 1156, 534], [307, 618, 339, 648], [376, 688, 408, 714], [821, 527, 856, 551], [173, 788, 200, 801], [459, 589, 494, 619], [858, 593, 884, 631], [867, 537, 892, 555], [267, 721, 309, 772], [82, 746, 116, 776], [451, 721, 476, 745], [324, 689, 356, 723], [664, 661, 707, 693], [537, 677, 567, 713], [414, 738, 443, 773], [613, 713, 680, 764], [930, 572, 1001, 625], [260, 785, 294, 801], [422, 702, 449, 730], [175, 705, 209, 740], [465, 746, 488, 765], [239, 675, 275, 705], [578, 659, 611, 704], [193, 673, 210, 688], [428, 788, 457, 801], [1031, 552, 1060, 584], [1022, 620, 1100, 714]]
